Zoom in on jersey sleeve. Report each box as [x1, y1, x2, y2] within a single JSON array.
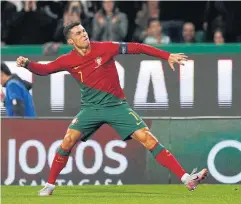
[[7, 83, 23, 100], [103, 41, 129, 57], [7, 83, 25, 116], [104, 42, 121, 56], [104, 42, 170, 60], [127, 43, 170, 60], [25, 55, 66, 76]]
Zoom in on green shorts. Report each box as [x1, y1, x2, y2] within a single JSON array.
[[68, 103, 147, 141]]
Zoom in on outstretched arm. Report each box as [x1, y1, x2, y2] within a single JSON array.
[[16, 56, 65, 76], [127, 43, 188, 71], [127, 42, 170, 60], [108, 42, 188, 71]]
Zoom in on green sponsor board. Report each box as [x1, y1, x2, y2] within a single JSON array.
[[148, 119, 241, 184], [1, 44, 241, 55]]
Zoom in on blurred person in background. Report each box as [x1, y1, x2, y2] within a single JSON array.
[[1, 0, 57, 45], [181, 22, 196, 44], [78, 0, 96, 18], [213, 29, 225, 45], [143, 18, 170, 45], [0, 62, 36, 117], [203, 1, 241, 43], [133, 1, 193, 43], [53, 1, 92, 43], [1, 0, 21, 46], [132, 1, 160, 42], [92, 0, 128, 41]]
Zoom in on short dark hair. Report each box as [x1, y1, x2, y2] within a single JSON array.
[[147, 18, 160, 27], [63, 22, 81, 40], [1, 62, 11, 76]]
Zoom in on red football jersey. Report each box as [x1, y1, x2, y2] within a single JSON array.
[[26, 41, 170, 107]]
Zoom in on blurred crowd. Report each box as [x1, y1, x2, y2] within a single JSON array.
[[1, 0, 241, 47]]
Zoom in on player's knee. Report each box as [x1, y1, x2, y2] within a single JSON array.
[[64, 135, 74, 146], [144, 132, 158, 150], [62, 130, 81, 150], [62, 136, 74, 150], [133, 127, 158, 150]]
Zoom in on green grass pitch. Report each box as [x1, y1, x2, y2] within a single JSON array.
[[1, 185, 240, 204]]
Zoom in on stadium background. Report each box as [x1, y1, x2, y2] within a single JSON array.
[[1, 0, 241, 187]]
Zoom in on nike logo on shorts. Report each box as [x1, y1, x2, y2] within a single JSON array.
[[136, 121, 143, 125]]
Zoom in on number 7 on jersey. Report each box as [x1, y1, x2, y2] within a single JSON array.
[[78, 71, 83, 82]]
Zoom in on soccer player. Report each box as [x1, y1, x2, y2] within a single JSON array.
[[16, 22, 208, 196], [1, 62, 36, 117]]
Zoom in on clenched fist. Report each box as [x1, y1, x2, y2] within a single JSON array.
[[16, 56, 29, 67], [168, 53, 188, 71]]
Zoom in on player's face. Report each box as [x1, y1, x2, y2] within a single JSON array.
[[68, 25, 90, 49]]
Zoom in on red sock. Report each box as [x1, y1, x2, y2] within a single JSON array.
[[151, 143, 186, 179], [47, 151, 69, 184]]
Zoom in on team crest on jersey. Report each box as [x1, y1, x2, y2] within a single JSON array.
[[95, 57, 102, 68]]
